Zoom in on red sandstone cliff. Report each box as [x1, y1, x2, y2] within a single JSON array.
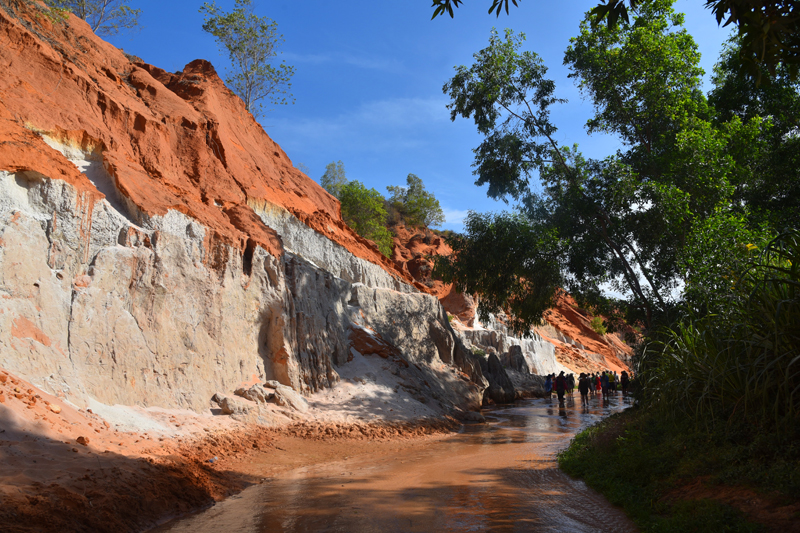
[[0, 0, 414, 282]]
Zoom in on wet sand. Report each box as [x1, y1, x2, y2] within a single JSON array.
[[154, 394, 637, 532]]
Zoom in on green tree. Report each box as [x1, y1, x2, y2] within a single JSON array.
[[45, 0, 140, 36], [320, 160, 348, 199], [386, 174, 446, 228], [338, 181, 394, 257], [200, 0, 294, 119], [434, 211, 562, 335], [440, 1, 781, 331], [430, 0, 800, 80], [709, 37, 800, 226]]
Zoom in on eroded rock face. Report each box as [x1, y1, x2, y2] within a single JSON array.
[[0, 0, 490, 418]]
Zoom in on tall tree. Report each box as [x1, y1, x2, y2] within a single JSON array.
[[439, 1, 776, 331], [200, 0, 294, 119], [320, 160, 348, 199], [45, 0, 140, 36]]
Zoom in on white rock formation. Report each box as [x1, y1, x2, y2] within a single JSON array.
[[0, 158, 485, 416]]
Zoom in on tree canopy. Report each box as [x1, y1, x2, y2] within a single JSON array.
[[338, 181, 395, 257], [320, 160, 347, 199], [200, 0, 294, 119], [437, 0, 796, 335], [430, 0, 800, 81]]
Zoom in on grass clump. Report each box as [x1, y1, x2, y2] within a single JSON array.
[[640, 229, 800, 430], [557, 407, 794, 532], [558, 230, 800, 531]]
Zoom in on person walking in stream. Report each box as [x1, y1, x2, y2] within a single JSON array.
[[555, 371, 567, 405], [578, 373, 590, 407], [545, 374, 553, 399], [621, 370, 630, 396]]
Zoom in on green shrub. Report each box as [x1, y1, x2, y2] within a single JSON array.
[[589, 316, 607, 336], [558, 409, 769, 532], [338, 180, 394, 257]]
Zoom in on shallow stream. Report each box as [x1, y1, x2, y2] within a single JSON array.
[[154, 393, 637, 532]]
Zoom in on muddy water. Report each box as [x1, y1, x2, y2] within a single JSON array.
[[156, 395, 637, 532]]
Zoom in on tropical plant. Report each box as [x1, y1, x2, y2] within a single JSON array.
[[200, 0, 294, 119], [638, 229, 800, 428]]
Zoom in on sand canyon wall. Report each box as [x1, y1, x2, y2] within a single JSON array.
[[0, 1, 628, 420]]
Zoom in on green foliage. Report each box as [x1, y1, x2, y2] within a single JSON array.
[[442, 2, 798, 334], [564, 1, 708, 167], [639, 229, 800, 429], [434, 211, 562, 336], [431, 0, 518, 19], [589, 316, 607, 336], [386, 173, 445, 228], [45, 0, 140, 36], [431, 0, 800, 82], [200, 0, 294, 119], [558, 408, 779, 532], [338, 180, 394, 258], [444, 16, 708, 330], [320, 160, 347, 199], [709, 37, 800, 227]]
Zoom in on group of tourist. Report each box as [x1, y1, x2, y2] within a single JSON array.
[[544, 370, 630, 405]]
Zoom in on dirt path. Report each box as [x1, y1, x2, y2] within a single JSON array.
[[153, 396, 637, 532]]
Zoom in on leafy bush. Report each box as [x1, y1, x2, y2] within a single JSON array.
[[589, 316, 607, 336], [387, 174, 445, 228], [338, 180, 394, 257]]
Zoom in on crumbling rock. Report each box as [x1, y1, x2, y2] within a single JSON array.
[[219, 396, 250, 416], [271, 385, 309, 414], [234, 384, 274, 404]]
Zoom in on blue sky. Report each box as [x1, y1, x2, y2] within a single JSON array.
[[107, 0, 733, 232]]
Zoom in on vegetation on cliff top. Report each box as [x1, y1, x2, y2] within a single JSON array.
[[44, 0, 140, 36], [320, 161, 445, 258]]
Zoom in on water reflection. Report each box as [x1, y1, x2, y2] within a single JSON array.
[[153, 394, 635, 533]]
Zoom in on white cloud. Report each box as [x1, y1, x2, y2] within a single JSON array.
[[281, 52, 405, 73], [441, 208, 470, 225]]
